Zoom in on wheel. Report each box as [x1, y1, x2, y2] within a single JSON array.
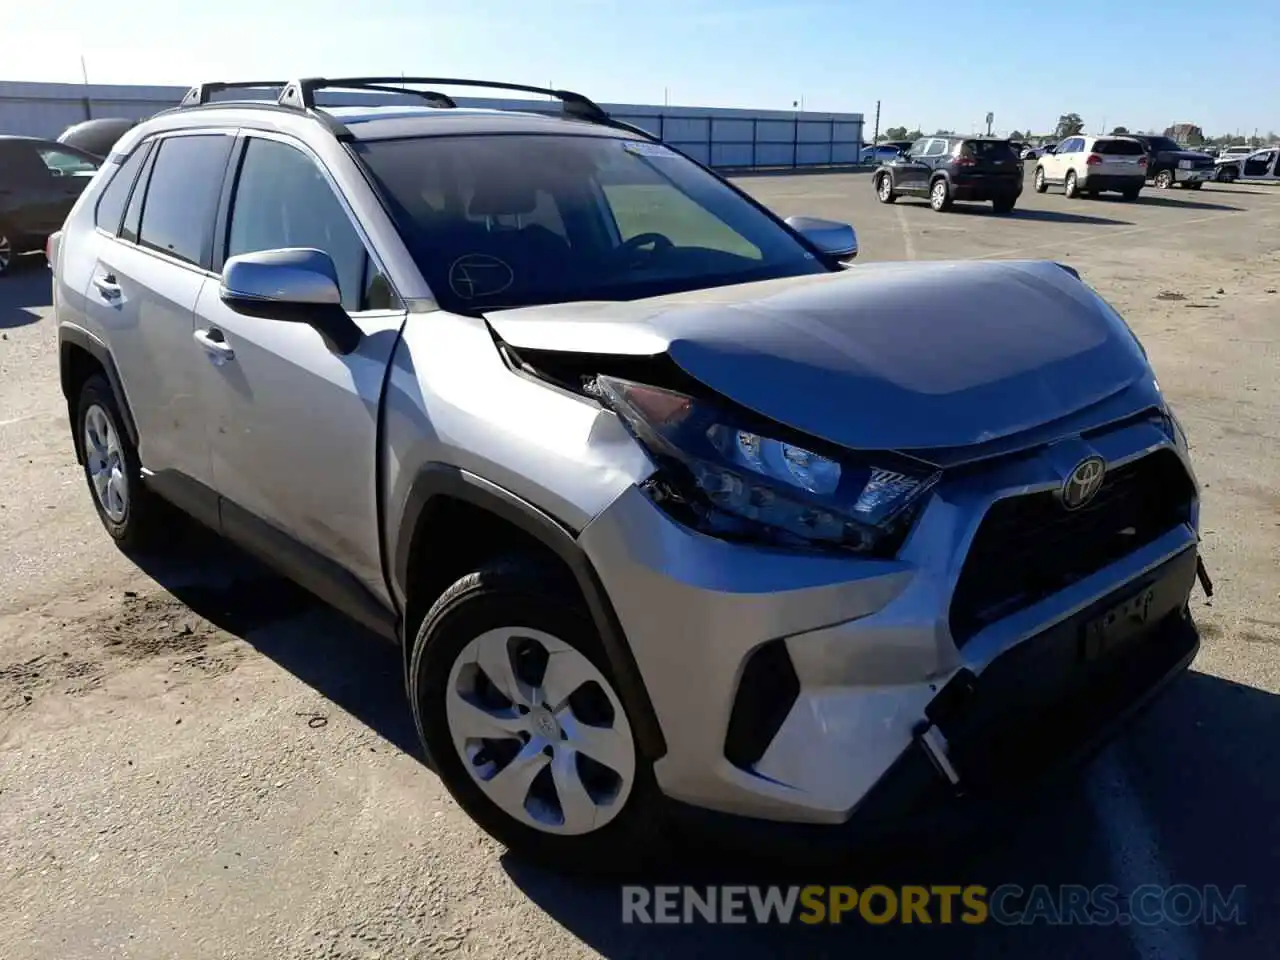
[[1216, 166, 1237, 183], [929, 178, 953, 212], [1064, 171, 1080, 199], [1154, 169, 1175, 189], [75, 374, 172, 549], [409, 557, 665, 873], [1034, 167, 1048, 193], [1187, 181, 1203, 190], [0, 226, 12, 277], [875, 172, 897, 203], [1121, 187, 1141, 202], [992, 195, 1017, 214]]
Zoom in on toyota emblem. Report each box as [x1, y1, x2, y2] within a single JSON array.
[[1061, 456, 1106, 510]]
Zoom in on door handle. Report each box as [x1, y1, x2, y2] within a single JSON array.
[[92, 274, 121, 299], [193, 328, 235, 363]]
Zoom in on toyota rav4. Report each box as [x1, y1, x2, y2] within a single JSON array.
[[50, 77, 1208, 870]]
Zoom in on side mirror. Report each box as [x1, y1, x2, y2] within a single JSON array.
[[785, 215, 858, 262], [220, 248, 362, 354]]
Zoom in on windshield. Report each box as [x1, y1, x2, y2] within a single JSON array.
[[354, 133, 827, 312], [1147, 137, 1182, 152]]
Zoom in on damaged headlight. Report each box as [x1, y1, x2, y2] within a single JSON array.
[[590, 375, 940, 554]]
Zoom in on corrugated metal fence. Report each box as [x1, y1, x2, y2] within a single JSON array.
[[0, 81, 865, 170]]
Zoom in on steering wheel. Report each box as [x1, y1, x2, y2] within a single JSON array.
[[616, 231, 674, 267]]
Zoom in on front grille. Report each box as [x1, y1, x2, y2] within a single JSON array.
[[949, 450, 1195, 646]]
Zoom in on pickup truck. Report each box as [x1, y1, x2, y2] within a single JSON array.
[[1130, 135, 1216, 189]]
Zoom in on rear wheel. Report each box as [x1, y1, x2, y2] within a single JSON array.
[[410, 557, 666, 874], [992, 195, 1017, 214], [1033, 167, 1048, 193], [1064, 171, 1080, 199], [875, 172, 897, 203], [1154, 169, 1175, 189], [0, 227, 13, 277], [929, 178, 953, 212]]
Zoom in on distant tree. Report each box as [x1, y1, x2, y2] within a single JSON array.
[[1110, 125, 1129, 135], [932, 128, 954, 136], [1009, 129, 1026, 140], [884, 125, 908, 140], [1055, 113, 1085, 138], [904, 129, 923, 140]]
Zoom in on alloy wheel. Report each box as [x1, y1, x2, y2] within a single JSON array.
[[878, 176, 892, 201], [83, 404, 128, 522], [445, 626, 636, 836], [931, 181, 947, 209]]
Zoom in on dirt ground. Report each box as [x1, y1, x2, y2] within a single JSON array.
[[1, 173, 1277, 960]]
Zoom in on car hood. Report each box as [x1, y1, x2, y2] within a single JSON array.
[[485, 260, 1156, 454]]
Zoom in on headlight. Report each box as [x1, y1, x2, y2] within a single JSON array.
[[1178, 159, 1193, 170], [590, 375, 940, 554]]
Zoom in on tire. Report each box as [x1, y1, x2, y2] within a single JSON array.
[[875, 172, 897, 204], [929, 177, 953, 212], [1064, 171, 1080, 199], [1216, 166, 1237, 183], [0, 225, 13, 277], [1034, 167, 1048, 193], [75, 374, 172, 550], [1121, 187, 1141, 202], [1187, 181, 1203, 190], [992, 195, 1017, 214], [409, 556, 667, 874], [1154, 169, 1175, 189]]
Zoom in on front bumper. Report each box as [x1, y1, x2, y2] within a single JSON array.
[[578, 418, 1200, 825], [1171, 165, 1215, 183]]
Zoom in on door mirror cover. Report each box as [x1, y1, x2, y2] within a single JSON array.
[[220, 247, 361, 354], [785, 216, 858, 261]]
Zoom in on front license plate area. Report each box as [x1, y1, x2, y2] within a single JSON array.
[[1082, 587, 1156, 661]]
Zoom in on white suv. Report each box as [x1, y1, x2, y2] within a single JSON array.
[[1033, 135, 1147, 201]]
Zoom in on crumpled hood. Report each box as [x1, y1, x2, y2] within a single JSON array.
[[485, 260, 1156, 453]]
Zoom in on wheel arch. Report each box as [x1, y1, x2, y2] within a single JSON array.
[[58, 324, 138, 462], [391, 463, 668, 761]]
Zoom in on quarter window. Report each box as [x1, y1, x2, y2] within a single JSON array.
[[136, 134, 234, 267], [226, 137, 392, 312]]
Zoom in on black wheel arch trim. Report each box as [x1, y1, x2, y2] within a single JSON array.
[[58, 323, 139, 456], [392, 463, 668, 761]]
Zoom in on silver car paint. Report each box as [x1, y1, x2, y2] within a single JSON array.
[[486, 259, 1156, 453], [53, 100, 1200, 829], [579, 418, 1197, 821]]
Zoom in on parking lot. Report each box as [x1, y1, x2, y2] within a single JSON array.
[[1, 170, 1277, 960]]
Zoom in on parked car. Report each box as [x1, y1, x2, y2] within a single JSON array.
[[884, 139, 915, 154], [1128, 135, 1216, 190], [1022, 143, 1056, 160], [1033, 135, 1146, 200], [875, 135, 1023, 212], [1214, 147, 1280, 182], [50, 76, 1206, 870], [58, 117, 141, 159], [1218, 144, 1253, 162], [859, 143, 902, 164], [0, 135, 102, 276]]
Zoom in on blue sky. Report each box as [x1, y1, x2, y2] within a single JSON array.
[[6, 0, 1277, 137]]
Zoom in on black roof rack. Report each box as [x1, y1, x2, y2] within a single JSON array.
[[277, 77, 614, 125], [180, 81, 288, 107]]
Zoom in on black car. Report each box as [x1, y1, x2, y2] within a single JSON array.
[[1129, 135, 1216, 190], [875, 135, 1023, 213], [0, 136, 101, 276], [57, 117, 140, 159]]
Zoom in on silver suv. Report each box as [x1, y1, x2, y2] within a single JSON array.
[[51, 77, 1208, 869]]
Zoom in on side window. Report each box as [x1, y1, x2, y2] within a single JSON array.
[[908, 139, 928, 157], [37, 147, 100, 178], [925, 139, 949, 158], [226, 137, 393, 312], [94, 141, 153, 235], [136, 134, 234, 267], [120, 145, 156, 244]]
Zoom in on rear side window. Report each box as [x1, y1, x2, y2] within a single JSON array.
[[1095, 139, 1144, 156], [962, 140, 1018, 160], [94, 142, 153, 234], [136, 134, 234, 267]]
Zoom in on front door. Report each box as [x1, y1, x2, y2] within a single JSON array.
[[894, 138, 933, 195], [1242, 149, 1278, 180], [194, 132, 405, 601]]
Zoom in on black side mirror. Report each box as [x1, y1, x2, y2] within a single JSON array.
[[220, 247, 363, 355]]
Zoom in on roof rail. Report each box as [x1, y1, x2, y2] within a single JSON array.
[[180, 81, 288, 107], [277, 77, 620, 127]]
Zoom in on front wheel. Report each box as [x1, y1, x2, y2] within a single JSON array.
[[1154, 169, 1175, 189], [1064, 171, 1080, 199], [1216, 166, 1237, 182], [929, 178, 953, 212], [875, 172, 897, 204], [410, 557, 666, 873]]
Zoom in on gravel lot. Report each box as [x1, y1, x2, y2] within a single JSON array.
[[1, 172, 1277, 960]]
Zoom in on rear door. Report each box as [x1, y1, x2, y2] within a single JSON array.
[[82, 131, 234, 511], [1092, 137, 1146, 177]]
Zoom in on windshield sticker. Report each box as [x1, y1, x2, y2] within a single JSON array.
[[448, 254, 514, 300], [623, 141, 676, 158]]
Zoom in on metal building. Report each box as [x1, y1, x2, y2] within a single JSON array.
[[0, 80, 864, 170]]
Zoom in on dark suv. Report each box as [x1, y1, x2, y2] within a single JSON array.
[[874, 136, 1023, 213], [0, 135, 102, 276]]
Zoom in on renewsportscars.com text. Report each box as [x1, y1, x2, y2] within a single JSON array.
[[621, 884, 1247, 926]]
